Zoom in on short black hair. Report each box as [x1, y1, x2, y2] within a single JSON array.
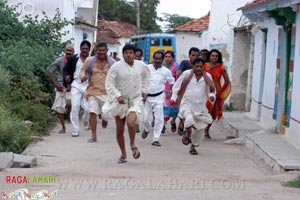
[[135, 48, 143, 56], [80, 40, 91, 49], [189, 47, 200, 55], [153, 50, 165, 59], [95, 42, 107, 49], [193, 57, 205, 65], [122, 44, 135, 54]]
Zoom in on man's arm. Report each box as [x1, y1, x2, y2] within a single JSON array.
[[47, 58, 63, 92], [63, 55, 76, 84], [105, 64, 122, 102]]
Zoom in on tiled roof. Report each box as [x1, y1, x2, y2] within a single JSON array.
[[172, 14, 209, 33], [238, 0, 268, 10], [97, 19, 138, 44]]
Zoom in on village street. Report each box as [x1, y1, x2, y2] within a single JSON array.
[[1, 117, 300, 200]]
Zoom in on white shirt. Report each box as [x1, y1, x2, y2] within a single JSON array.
[[171, 69, 215, 115], [105, 60, 150, 101], [147, 64, 175, 94], [72, 58, 88, 90]]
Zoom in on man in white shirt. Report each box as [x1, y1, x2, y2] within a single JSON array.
[[141, 51, 175, 147], [171, 57, 215, 155], [105, 44, 150, 163], [63, 40, 91, 137]]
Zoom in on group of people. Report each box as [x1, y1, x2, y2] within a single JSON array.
[[48, 41, 231, 164]]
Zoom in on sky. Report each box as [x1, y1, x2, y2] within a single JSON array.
[[157, 0, 211, 19]]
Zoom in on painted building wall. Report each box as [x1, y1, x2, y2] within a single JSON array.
[[248, 9, 300, 148], [208, 0, 250, 76], [249, 29, 265, 119], [260, 20, 279, 130], [174, 32, 202, 63], [286, 12, 300, 148]]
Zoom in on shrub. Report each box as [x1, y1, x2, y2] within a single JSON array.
[[0, 0, 72, 153]]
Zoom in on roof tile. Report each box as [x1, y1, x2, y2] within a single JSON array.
[[97, 19, 138, 44], [172, 14, 209, 33]]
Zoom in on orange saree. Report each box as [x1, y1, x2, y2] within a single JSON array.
[[204, 62, 231, 120]]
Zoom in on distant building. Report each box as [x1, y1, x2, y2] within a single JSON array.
[[6, 0, 99, 53], [171, 14, 209, 63], [96, 19, 138, 57]]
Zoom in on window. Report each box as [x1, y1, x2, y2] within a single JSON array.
[[162, 38, 172, 46], [150, 39, 160, 46]]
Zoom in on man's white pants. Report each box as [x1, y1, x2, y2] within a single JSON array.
[[70, 84, 89, 133], [143, 94, 165, 142]]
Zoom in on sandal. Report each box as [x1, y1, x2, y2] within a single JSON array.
[[102, 119, 108, 129], [182, 132, 191, 145], [170, 121, 176, 132], [189, 148, 198, 155], [141, 129, 149, 139], [131, 147, 140, 159], [118, 155, 127, 164], [87, 137, 97, 143], [58, 129, 65, 134], [152, 141, 161, 147], [161, 125, 166, 134]]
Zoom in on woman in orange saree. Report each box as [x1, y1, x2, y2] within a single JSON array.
[[204, 49, 231, 139]]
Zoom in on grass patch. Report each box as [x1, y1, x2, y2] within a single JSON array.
[[282, 179, 300, 188]]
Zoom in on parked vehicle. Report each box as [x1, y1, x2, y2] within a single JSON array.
[[129, 33, 177, 63]]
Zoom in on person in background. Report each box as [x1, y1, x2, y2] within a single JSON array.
[[105, 44, 150, 163], [200, 49, 209, 63], [80, 42, 114, 143], [113, 52, 121, 61], [63, 40, 91, 137], [142, 51, 175, 147], [171, 57, 215, 155], [162, 50, 179, 133], [176, 47, 200, 136], [204, 49, 231, 139], [134, 48, 143, 61], [48, 44, 74, 134]]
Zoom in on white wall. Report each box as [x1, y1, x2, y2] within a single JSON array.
[[259, 19, 279, 130], [174, 32, 202, 63], [249, 30, 264, 118], [285, 12, 300, 148], [208, 0, 250, 77]]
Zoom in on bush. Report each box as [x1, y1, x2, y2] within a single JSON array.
[[0, 0, 72, 153]]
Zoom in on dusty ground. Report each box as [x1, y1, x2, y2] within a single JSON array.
[[1, 119, 299, 200]]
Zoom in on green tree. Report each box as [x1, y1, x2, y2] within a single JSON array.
[[98, 0, 161, 32], [160, 13, 194, 30], [0, 0, 73, 153]]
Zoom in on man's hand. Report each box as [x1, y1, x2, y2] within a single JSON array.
[[209, 96, 215, 103], [117, 96, 126, 104], [166, 92, 172, 99], [54, 83, 63, 92], [67, 84, 71, 92], [65, 75, 71, 83], [141, 92, 147, 102], [81, 75, 88, 82]]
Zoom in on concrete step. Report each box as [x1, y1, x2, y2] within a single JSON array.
[[0, 152, 14, 170], [223, 112, 300, 173]]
